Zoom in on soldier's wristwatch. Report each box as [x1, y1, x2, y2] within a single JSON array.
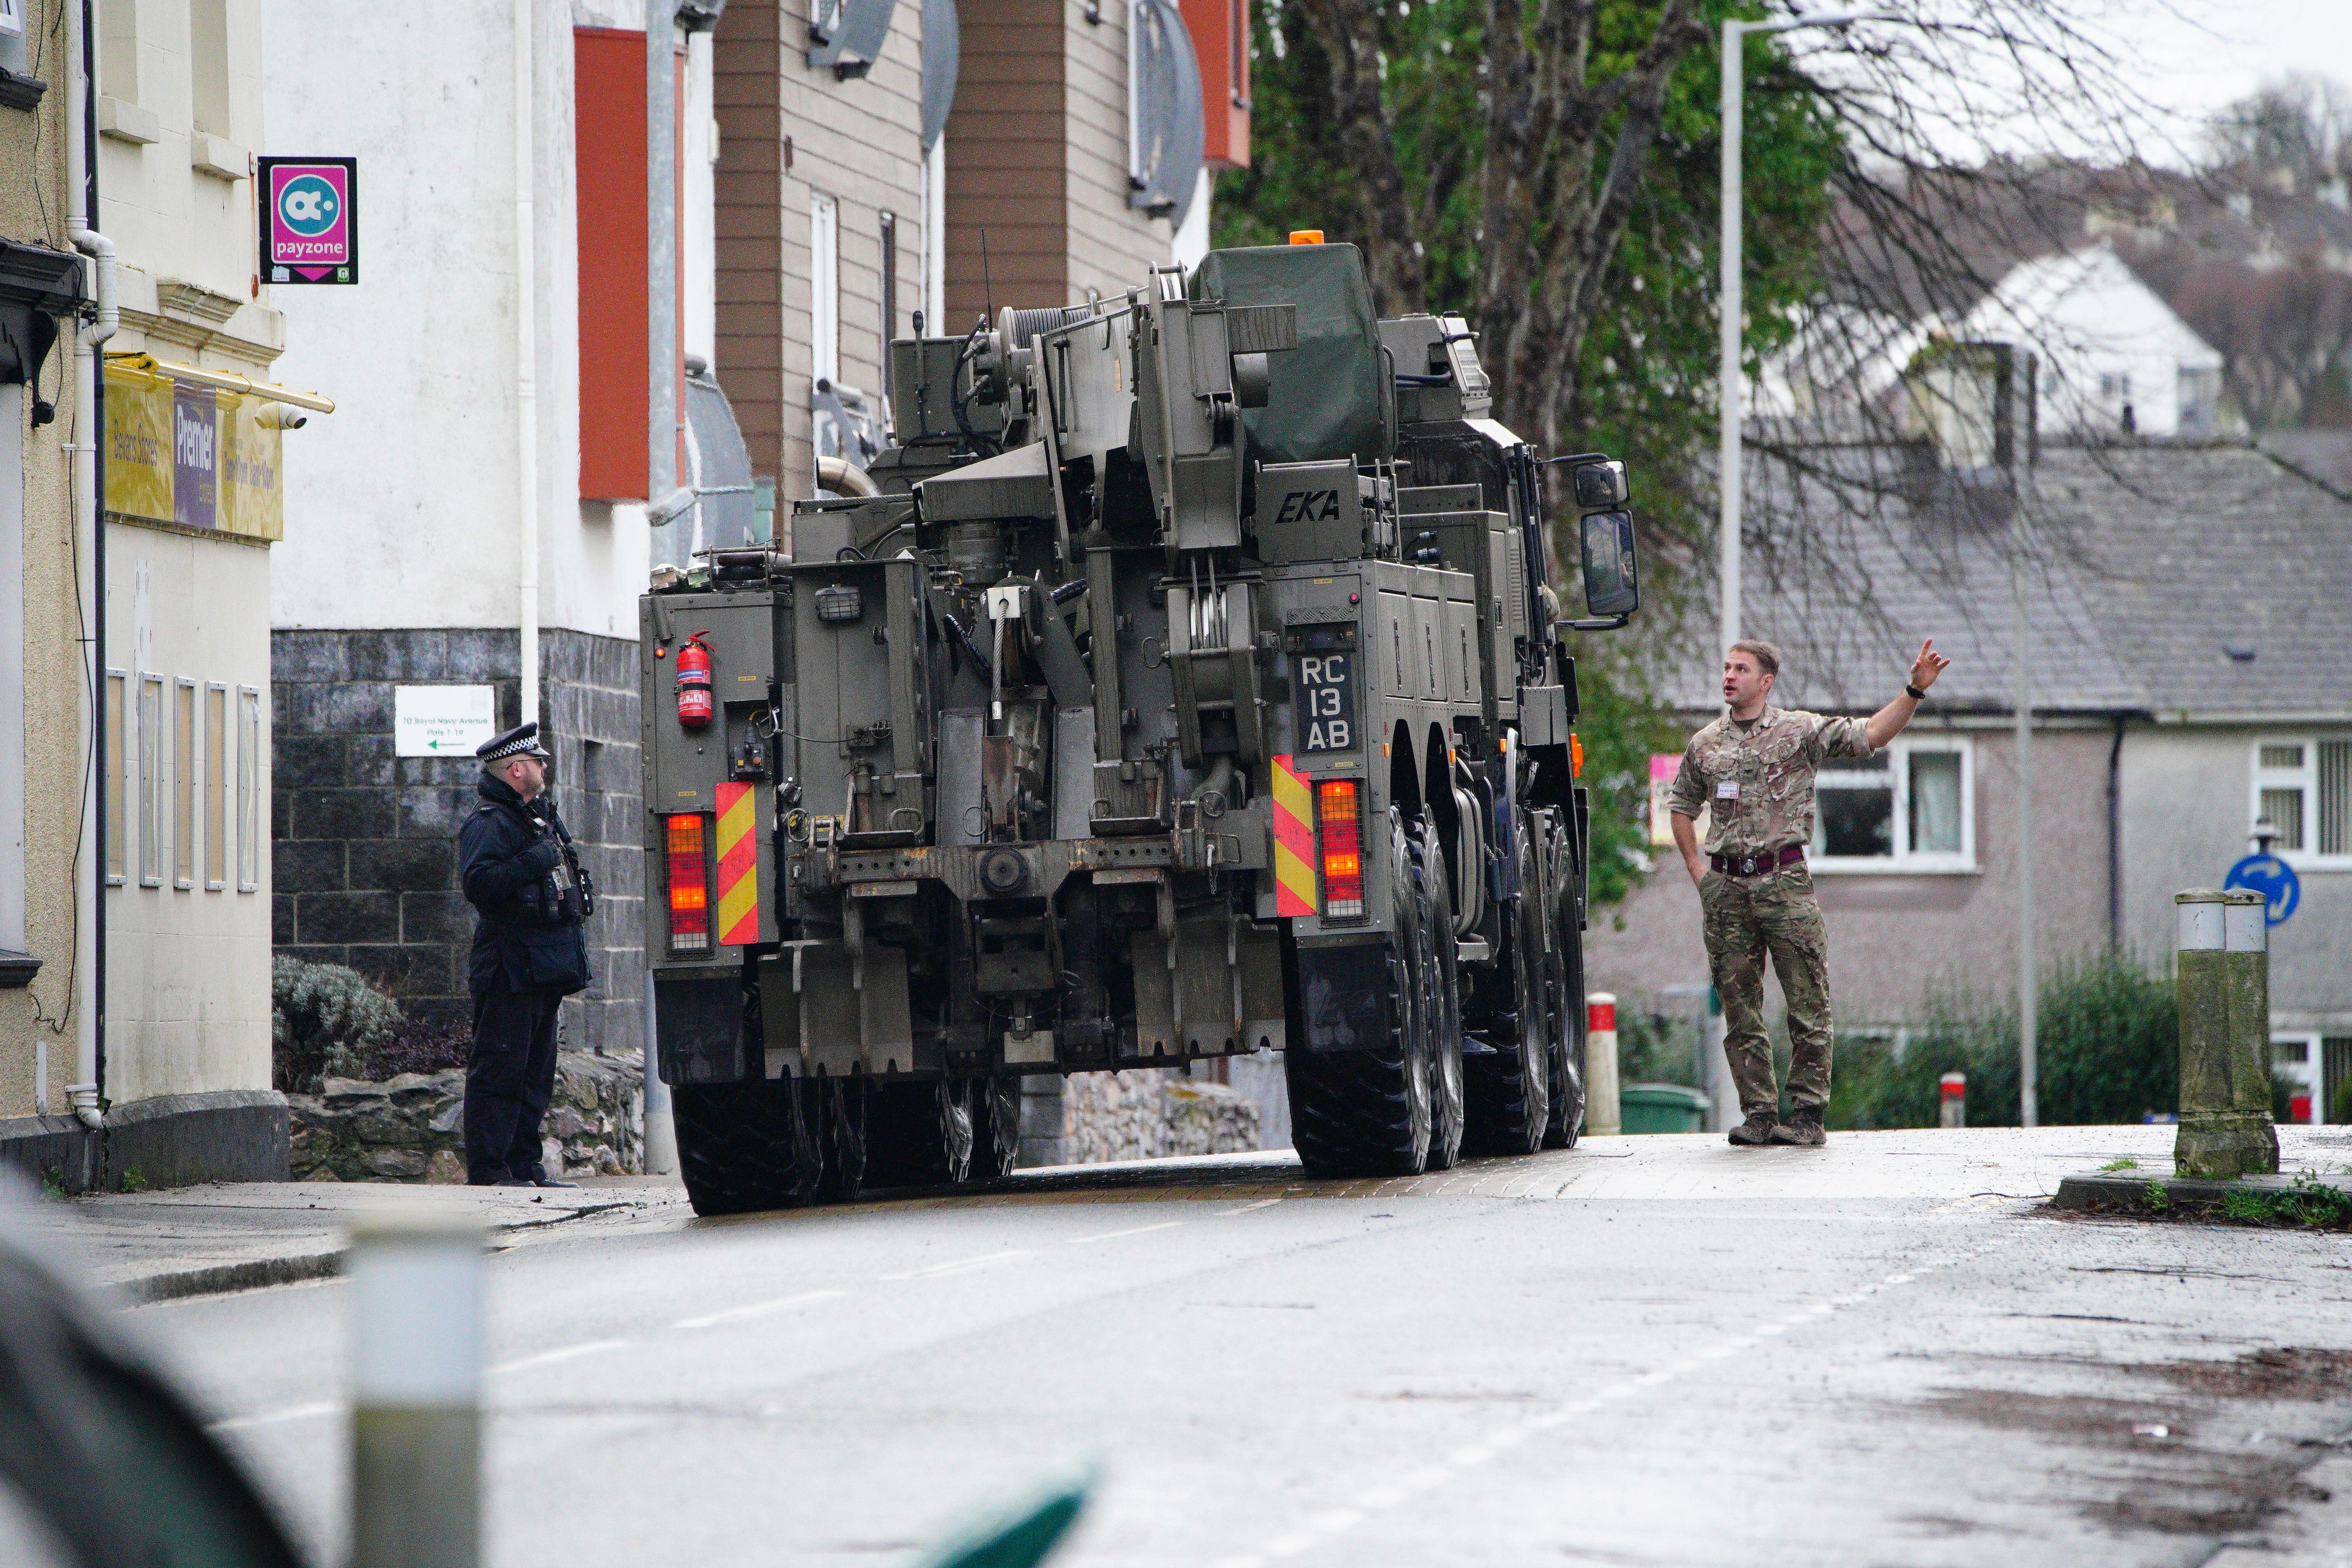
[[1904, 683, 1928, 702]]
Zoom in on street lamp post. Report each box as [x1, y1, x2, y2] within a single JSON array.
[[1718, 11, 1901, 668]]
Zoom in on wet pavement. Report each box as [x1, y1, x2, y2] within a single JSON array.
[[24, 1124, 2352, 1566]]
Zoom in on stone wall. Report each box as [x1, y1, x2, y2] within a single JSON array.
[[287, 1048, 644, 1181], [1063, 1069, 1261, 1164], [271, 627, 645, 1052]]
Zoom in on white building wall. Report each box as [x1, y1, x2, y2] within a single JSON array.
[[2119, 725, 2352, 1032], [1960, 247, 2231, 440], [103, 532, 276, 1103], [264, 1, 695, 639]]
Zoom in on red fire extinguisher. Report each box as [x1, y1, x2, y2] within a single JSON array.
[[675, 632, 714, 729]]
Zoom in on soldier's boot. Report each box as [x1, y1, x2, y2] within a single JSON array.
[[1728, 1111, 1778, 1146], [1769, 1105, 1827, 1147]]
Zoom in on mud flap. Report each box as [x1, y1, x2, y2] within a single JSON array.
[[1291, 941, 1393, 1052], [656, 971, 750, 1085]]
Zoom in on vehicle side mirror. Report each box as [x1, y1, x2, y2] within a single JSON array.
[[1579, 510, 1639, 618]]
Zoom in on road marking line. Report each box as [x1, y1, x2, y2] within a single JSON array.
[[1218, 1199, 1285, 1215], [675, 1289, 848, 1329], [208, 1401, 339, 1433], [1068, 1222, 1187, 1244], [1206, 1232, 2025, 1568], [883, 1250, 1033, 1281], [489, 1339, 630, 1375]]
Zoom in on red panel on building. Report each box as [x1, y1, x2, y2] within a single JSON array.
[[576, 28, 650, 501], [1181, 0, 1251, 170]]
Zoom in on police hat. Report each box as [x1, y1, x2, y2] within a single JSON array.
[[478, 722, 553, 764]]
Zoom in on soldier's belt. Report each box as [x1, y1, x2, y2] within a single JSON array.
[[1710, 845, 1806, 878]]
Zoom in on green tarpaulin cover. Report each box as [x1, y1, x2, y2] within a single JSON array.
[[1191, 243, 1390, 465]]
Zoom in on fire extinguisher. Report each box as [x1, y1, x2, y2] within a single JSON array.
[[675, 632, 714, 729]]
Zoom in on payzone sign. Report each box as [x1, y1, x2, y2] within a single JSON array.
[[260, 157, 357, 284]]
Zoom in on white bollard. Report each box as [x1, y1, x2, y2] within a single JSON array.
[[1939, 1071, 1965, 1129], [349, 1212, 484, 1568], [1584, 994, 1621, 1135]]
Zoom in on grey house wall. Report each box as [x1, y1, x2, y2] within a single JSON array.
[[1587, 723, 2118, 1029], [271, 629, 645, 1052], [2120, 725, 2352, 1033]]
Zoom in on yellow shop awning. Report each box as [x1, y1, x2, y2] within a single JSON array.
[[105, 352, 337, 414]]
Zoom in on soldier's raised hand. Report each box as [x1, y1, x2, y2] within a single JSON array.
[[1908, 639, 1951, 693]]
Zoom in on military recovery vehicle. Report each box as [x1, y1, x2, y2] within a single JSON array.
[[640, 242, 1641, 1215]]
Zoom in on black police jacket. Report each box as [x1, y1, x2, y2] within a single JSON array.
[[459, 773, 593, 996]]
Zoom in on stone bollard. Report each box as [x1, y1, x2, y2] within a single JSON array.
[[349, 1212, 483, 1568], [2174, 888, 2280, 1179], [1939, 1072, 1965, 1129], [1585, 994, 1622, 1136]]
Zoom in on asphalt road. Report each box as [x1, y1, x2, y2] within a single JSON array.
[[94, 1127, 2352, 1567]]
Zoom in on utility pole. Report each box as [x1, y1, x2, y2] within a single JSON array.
[[1718, 11, 1901, 665], [2013, 502, 2037, 1127], [643, 0, 681, 1175]]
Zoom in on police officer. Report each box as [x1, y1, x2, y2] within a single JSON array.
[[1666, 638, 1951, 1147], [460, 722, 594, 1186]]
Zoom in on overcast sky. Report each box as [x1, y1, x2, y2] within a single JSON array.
[[2135, 0, 2352, 148]]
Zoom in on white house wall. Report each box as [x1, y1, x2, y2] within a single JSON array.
[[2120, 725, 2352, 1032]]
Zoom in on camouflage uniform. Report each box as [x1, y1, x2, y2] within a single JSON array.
[[1667, 706, 1874, 1116]]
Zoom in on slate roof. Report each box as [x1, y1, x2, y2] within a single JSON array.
[[1657, 443, 2352, 719]]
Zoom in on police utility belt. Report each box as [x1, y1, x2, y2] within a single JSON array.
[[516, 831, 595, 926], [1709, 844, 1806, 878]]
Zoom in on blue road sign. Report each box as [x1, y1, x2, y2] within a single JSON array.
[[2225, 853, 2300, 927]]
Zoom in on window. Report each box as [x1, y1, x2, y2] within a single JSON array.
[[175, 679, 196, 889], [811, 191, 840, 388], [205, 683, 228, 889], [1810, 738, 1975, 873], [105, 671, 126, 884], [190, 0, 230, 136], [137, 675, 163, 887], [2252, 738, 2352, 865], [237, 686, 262, 892]]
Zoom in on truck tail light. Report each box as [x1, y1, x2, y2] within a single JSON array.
[[666, 814, 710, 952], [1316, 780, 1365, 919]]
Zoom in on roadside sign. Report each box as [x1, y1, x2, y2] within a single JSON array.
[[260, 157, 357, 284], [2224, 852, 2300, 928], [394, 686, 496, 758]]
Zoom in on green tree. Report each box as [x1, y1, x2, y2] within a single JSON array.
[[1220, 0, 1839, 903]]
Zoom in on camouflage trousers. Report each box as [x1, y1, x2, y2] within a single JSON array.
[[1698, 863, 1834, 1117]]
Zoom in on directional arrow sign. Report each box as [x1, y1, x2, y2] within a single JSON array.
[[394, 685, 497, 759]]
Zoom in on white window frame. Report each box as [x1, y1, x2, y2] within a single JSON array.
[[205, 681, 229, 891], [174, 677, 198, 890], [1809, 736, 1978, 875], [2251, 736, 2352, 869], [137, 673, 164, 888], [2272, 1033, 2322, 1125], [104, 668, 127, 885], [237, 685, 262, 893]]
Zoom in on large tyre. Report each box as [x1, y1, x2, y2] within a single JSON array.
[[1541, 816, 1587, 1149], [971, 1073, 1021, 1181], [816, 1076, 868, 1200], [1289, 810, 1435, 1178], [1464, 820, 1553, 1157], [864, 1078, 977, 1188], [1414, 821, 1465, 1171], [672, 1077, 825, 1217]]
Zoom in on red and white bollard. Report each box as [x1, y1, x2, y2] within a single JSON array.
[[1586, 993, 1621, 1136], [1939, 1072, 1966, 1129]]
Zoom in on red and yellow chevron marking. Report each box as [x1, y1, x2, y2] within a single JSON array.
[[714, 782, 760, 946], [1271, 754, 1317, 917]]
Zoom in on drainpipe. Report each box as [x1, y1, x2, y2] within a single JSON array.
[[516, 0, 540, 727], [640, 0, 681, 1176], [2107, 714, 2125, 948], [66, 0, 116, 1135]]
